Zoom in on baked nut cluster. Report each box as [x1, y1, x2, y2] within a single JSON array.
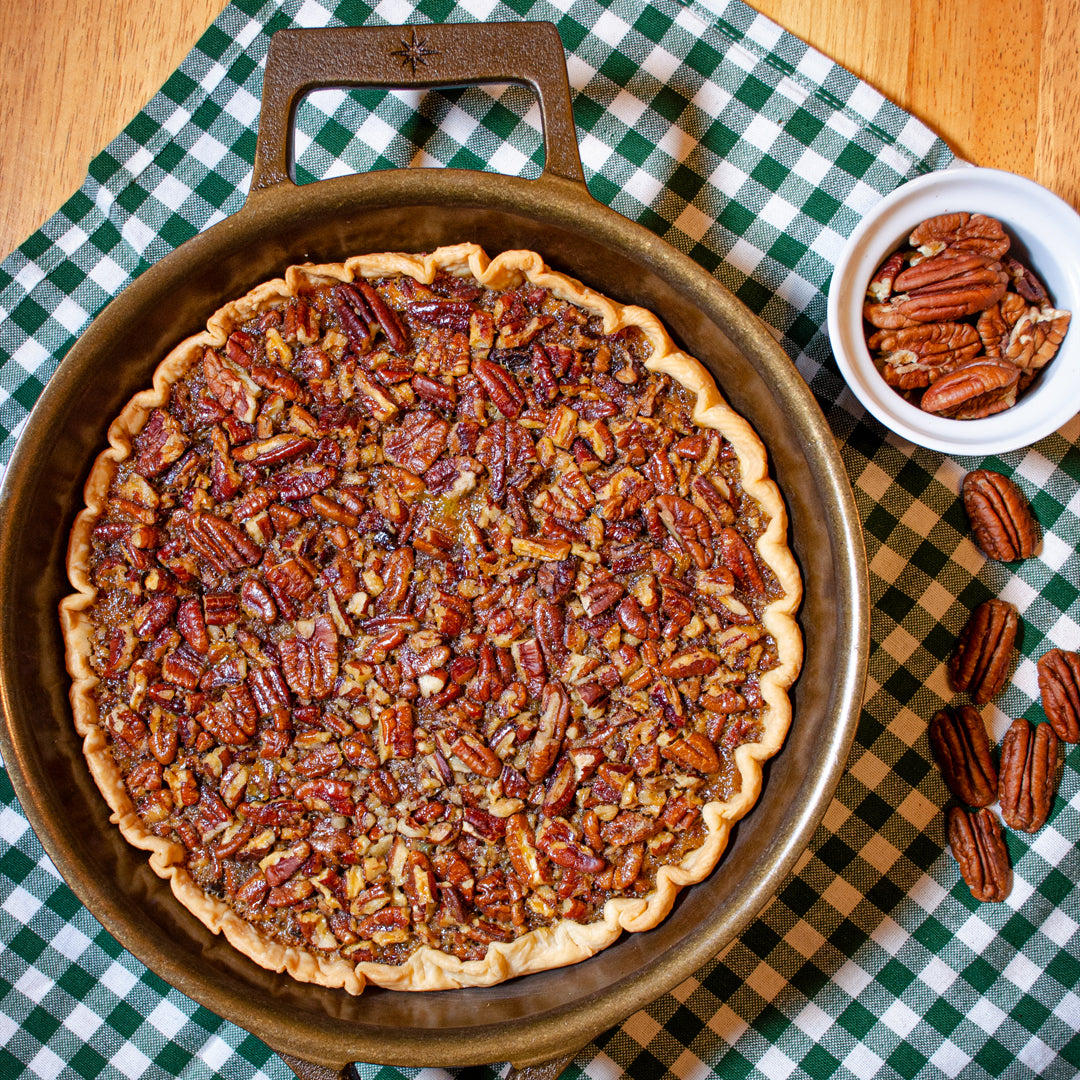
[[62, 248, 801, 991], [864, 213, 1071, 418]]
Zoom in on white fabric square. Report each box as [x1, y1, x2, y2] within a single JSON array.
[[3, 885, 42, 924], [50, 923, 91, 963], [55, 226, 88, 257], [199, 1033, 234, 1072], [63, 1002, 104, 1040], [189, 131, 229, 169], [100, 960, 139, 999], [228, 86, 261, 127], [51, 297, 90, 335], [623, 1008, 662, 1045], [928, 1038, 970, 1079], [295, 0, 333, 25], [121, 216, 157, 257], [919, 956, 959, 996], [28, 1046, 65, 1080], [955, 911, 998, 954], [591, 9, 632, 48], [145, 998, 189, 1040], [153, 174, 192, 212], [88, 256, 129, 294], [842, 1043, 884, 1078], [879, 998, 921, 1039], [967, 995, 1007, 1034], [0, 806, 29, 845], [757, 1045, 797, 1080], [14, 965, 53, 1005], [792, 1000, 833, 1041], [14, 262, 45, 293], [109, 1042, 152, 1080]]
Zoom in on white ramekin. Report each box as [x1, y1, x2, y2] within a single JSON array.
[[826, 166, 1080, 456]]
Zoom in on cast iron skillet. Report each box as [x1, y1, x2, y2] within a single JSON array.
[[0, 22, 868, 1078]]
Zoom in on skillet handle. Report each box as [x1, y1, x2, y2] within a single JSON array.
[[251, 22, 586, 192]]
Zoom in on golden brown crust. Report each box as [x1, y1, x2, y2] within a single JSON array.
[[61, 244, 801, 993]]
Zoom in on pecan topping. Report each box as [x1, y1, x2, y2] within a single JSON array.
[[962, 469, 1039, 562], [383, 411, 450, 475], [474, 419, 537, 502], [928, 705, 996, 807], [188, 512, 262, 575], [998, 719, 1059, 832], [77, 257, 792, 977], [1037, 649, 1080, 742], [279, 615, 339, 699], [946, 806, 1012, 902], [134, 410, 189, 477], [473, 357, 525, 419], [203, 348, 260, 423], [949, 599, 1018, 705], [655, 494, 712, 570], [527, 682, 570, 783]]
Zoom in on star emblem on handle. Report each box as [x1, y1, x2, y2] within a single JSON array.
[[391, 28, 439, 74]]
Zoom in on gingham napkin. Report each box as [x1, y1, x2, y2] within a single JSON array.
[[2, 1, 1078, 1079]]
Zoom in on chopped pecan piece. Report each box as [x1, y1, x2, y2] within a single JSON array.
[[655, 494, 712, 570], [134, 410, 189, 477], [527, 681, 570, 783], [203, 348, 261, 423]]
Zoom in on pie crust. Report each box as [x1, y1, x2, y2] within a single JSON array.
[[61, 244, 802, 993]]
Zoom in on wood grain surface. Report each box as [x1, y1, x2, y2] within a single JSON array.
[[1, 0, 1078, 260]]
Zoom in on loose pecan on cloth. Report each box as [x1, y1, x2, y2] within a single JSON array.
[[961, 469, 1040, 561], [946, 806, 1012, 902], [928, 705, 997, 807], [1037, 648, 1080, 742], [949, 599, 1018, 704], [998, 719, 1059, 832]]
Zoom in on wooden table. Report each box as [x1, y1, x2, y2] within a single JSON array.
[[2, 0, 1078, 260]]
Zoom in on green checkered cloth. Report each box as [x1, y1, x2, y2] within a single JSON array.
[[2, 0, 1077, 1078]]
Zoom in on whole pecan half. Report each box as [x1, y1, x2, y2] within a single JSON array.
[[998, 719, 1059, 832], [928, 705, 997, 807], [869, 322, 982, 390], [909, 213, 1011, 262], [946, 806, 1011, 902], [1037, 648, 1080, 742], [961, 469, 1039, 561], [865, 264, 1008, 328], [949, 599, 1018, 704], [920, 359, 1019, 419]]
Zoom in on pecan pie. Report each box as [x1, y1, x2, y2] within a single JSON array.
[[61, 245, 802, 993]]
